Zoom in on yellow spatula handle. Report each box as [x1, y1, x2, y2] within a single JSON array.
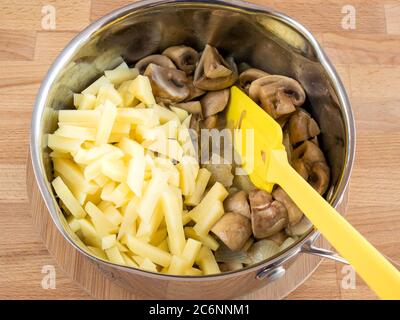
[[267, 149, 400, 299]]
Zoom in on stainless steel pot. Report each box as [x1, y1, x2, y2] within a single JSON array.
[[30, 0, 355, 299]]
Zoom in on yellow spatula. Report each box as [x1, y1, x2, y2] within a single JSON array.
[[226, 86, 400, 299]]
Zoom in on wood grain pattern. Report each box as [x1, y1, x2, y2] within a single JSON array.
[[0, 0, 399, 300]]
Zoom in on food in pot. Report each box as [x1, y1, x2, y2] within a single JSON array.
[[47, 44, 330, 275]]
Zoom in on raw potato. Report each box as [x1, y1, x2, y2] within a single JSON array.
[[160, 186, 186, 255], [73, 93, 96, 110], [185, 168, 212, 206], [176, 159, 199, 196], [95, 101, 117, 146], [193, 200, 224, 236], [127, 236, 171, 267], [196, 246, 221, 275], [188, 182, 228, 222], [52, 176, 86, 218], [129, 75, 156, 105], [47, 61, 231, 275], [137, 169, 169, 224], [47, 134, 83, 154], [105, 62, 139, 85], [184, 227, 219, 251]]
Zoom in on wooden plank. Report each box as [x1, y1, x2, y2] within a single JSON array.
[[0, 203, 92, 299], [0, 0, 399, 300], [385, 3, 400, 35], [287, 260, 341, 300], [322, 33, 400, 65], [0, 0, 91, 31], [272, 0, 386, 34], [0, 165, 27, 203], [0, 29, 36, 60], [349, 65, 400, 98], [91, 0, 141, 21], [34, 31, 77, 62]]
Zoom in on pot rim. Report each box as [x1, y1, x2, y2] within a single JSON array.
[[30, 0, 356, 282]]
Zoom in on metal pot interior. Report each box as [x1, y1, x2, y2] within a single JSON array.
[[32, 0, 354, 278]]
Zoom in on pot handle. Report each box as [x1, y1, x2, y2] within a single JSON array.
[[301, 241, 400, 270], [301, 242, 349, 264]]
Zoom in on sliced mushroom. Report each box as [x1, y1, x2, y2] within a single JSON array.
[[211, 212, 252, 251], [239, 68, 270, 93], [202, 115, 219, 129], [272, 186, 303, 226], [203, 154, 234, 188], [223, 190, 251, 219], [288, 109, 320, 145], [201, 89, 230, 118], [144, 63, 190, 103], [173, 101, 203, 117], [292, 141, 330, 195], [249, 75, 306, 120], [189, 113, 202, 135], [185, 79, 206, 101], [249, 189, 288, 239], [193, 44, 238, 91], [162, 45, 199, 75], [282, 130, 293, 165], [135, 54, 176, 74]]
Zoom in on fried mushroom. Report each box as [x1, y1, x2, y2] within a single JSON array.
[[211, 212, 252, 251], [239, 68, 270, 93], [292, 141, 330, 195], [173, 101, 203, 117], [162, 45, 199, 75], [144, 63, 190, 103], [249, 189, 288, 239], [200, 88, 230, 118], [272, 187, 303, 226], [288, 109, 320, 145], [135, 54, 176, 74], [249, 75, 306, 120], [193, 44, 238, 91], [223, 190, 251, 218]]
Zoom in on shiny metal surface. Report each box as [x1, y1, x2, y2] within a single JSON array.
[[30, 0, 355, 298]]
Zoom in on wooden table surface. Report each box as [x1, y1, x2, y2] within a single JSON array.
[[0, 0, 399, 300]]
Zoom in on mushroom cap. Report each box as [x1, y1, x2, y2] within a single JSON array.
[[203, 154, 234, 188], [185, 78, 206, 101], [173, 101, 203, 117], [272, 186, 303, 226], [162, 45, 199, 75], [249, 75, 306, 119], [288, 109, 320, 145], [135, 54, 176, 74], [223, 190, 251, 219], [200, 88, 230, 118], [249, 189, 288, 239], [144, 63, 190, 103], [239, 68, 270, 93], [292, 141, 330, 195], [282, 130, 293, 165], [193, 44, 238, 91], [211, 212, 252, 251], [202, 114, 219, 129]]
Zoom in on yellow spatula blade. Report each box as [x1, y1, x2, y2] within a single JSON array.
[[226, 86, 285, 192], [226, 86, 400, 299]]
